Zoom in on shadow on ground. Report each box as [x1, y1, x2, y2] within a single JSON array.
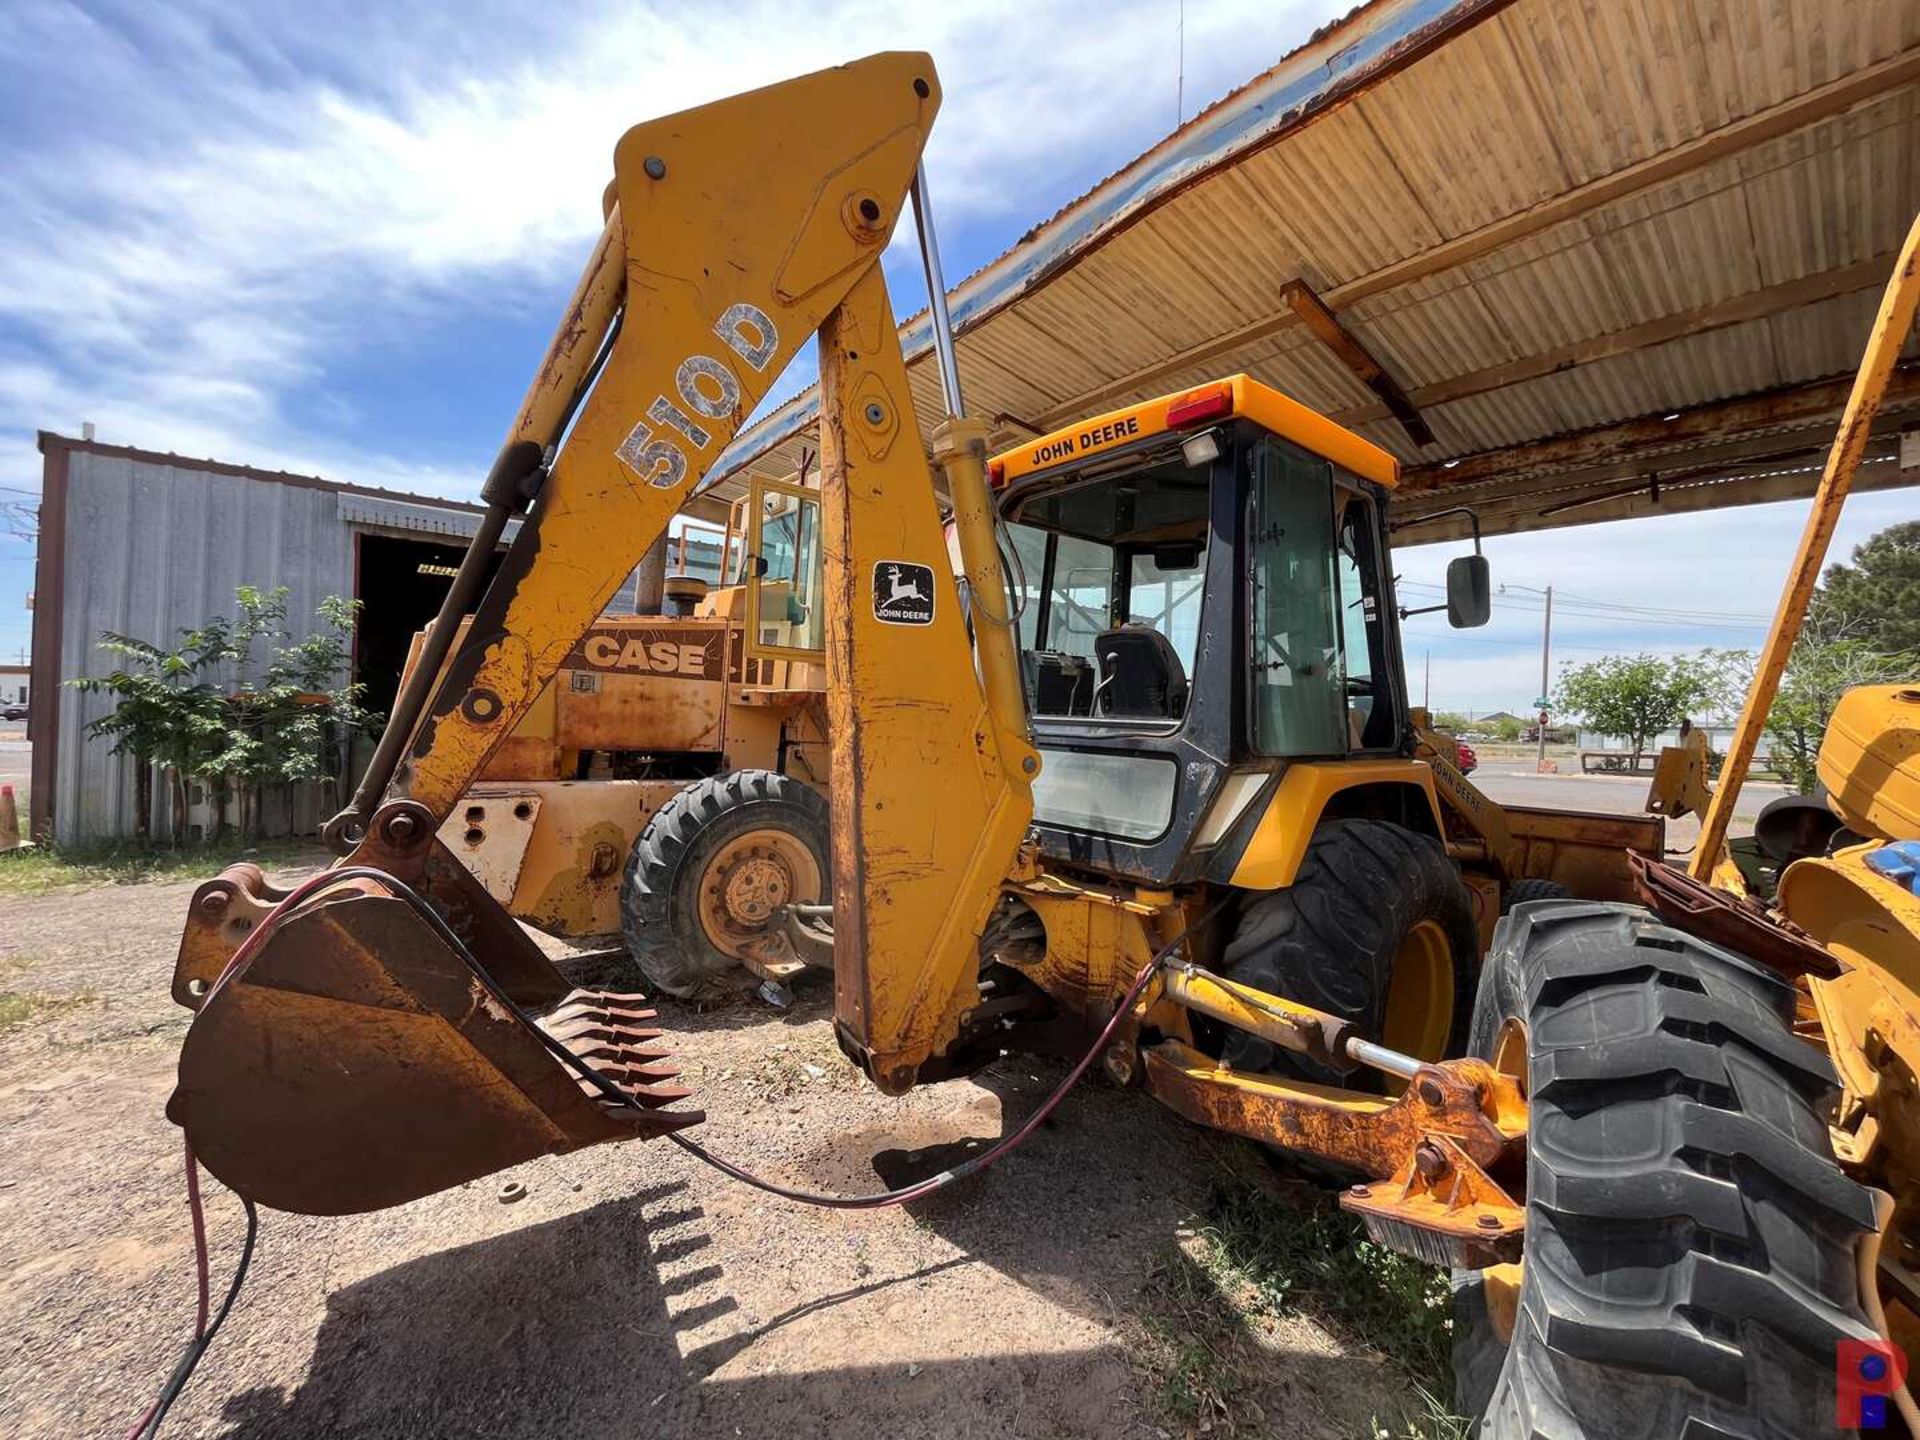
[[211, 1185, 1152, 1440], [554, 946, 835, 1037]]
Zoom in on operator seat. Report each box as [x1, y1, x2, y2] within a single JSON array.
[[1094, 624, 1189, 719]]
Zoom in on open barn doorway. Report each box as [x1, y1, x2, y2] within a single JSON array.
[[352, 531, 508, 734]]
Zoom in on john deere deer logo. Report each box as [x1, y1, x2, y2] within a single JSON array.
[[872, 561, 935, 626]]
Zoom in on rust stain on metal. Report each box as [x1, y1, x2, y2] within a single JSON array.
[[1628, 850, 1839, 980], [1341, 1131, 1524, 1267], [168, 843, 702, 1215], [1143, 1040, 1523, 1180]]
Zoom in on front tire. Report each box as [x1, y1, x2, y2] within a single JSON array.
[[620, 770, 831, 1002], [1455, 901, 1879, 1438], [1219, 818, 1478, 1084]]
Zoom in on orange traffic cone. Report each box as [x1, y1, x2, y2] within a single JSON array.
[[0, 784, 19, 850]]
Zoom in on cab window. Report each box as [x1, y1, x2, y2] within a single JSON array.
[[1044, 534, 1114, 661], [1248, 438, 1396, 755], [747, 482, 824, 656], [1335, 490, 1396, 748], [1005, 453, 1209, 727]]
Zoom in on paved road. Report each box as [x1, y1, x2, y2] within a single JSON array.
[[1472, 763, 1789, 850]]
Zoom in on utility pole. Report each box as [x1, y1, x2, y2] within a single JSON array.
[[1423, 650, 1430, 710], [1534, 585, 1553, 772]]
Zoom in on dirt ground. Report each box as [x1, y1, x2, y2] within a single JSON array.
[[0, 861, 1422, 1440]]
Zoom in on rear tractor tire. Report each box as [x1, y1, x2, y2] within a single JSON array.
[[620, 769, 831, 1002], [1219, 818, 1479, 1086], [1454, 901, 1879, 1439]]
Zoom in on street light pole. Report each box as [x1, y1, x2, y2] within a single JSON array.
[[1535, 585, 1553, 773]]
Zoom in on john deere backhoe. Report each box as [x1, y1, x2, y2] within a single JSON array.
[[163, 54, 1920, 1437]]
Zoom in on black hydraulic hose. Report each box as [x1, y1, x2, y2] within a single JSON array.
[[140, 869, 1222, 1430], [376, 870, 1228, 1208], [206, 867, 1228, 1211], [127, 1195, 257, 1440], [323, 489, 520, 852], [326, 309, 626, 854], [664, 894, 1226, 1208]]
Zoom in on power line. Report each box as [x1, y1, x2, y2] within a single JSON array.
[[1398, 624, 1623, 656], [1398, 583, 1768, 632], [1399, 578, 1769, 624], [1548, 586, 1770, 622]]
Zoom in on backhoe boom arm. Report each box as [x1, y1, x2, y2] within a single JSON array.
[[167, 54, 1037, 1215]]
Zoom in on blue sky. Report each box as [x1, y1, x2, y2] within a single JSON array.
[[0, 1, 1911, 706]]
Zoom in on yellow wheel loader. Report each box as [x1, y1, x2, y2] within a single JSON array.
[[159, 54, 1920, 1436]]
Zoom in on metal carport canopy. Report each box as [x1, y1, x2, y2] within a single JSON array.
[[707, 0, 1920, 543]]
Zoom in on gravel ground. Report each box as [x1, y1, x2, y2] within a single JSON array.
[[0, 864, 1412, 1440]]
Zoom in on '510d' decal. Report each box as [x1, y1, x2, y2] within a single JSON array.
[[613, 302, 778, 489]]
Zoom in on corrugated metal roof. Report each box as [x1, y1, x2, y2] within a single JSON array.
[[715, 0, 1920, 536], [336, 492, 525, 543]]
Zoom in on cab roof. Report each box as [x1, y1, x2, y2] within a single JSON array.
[[989, 374, 1398, 491]]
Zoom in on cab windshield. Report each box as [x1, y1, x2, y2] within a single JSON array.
[[1004, 454, 1209, 731]]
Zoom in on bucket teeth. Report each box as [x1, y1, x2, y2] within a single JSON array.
[[539, 987, 700, 1126], [543, 1015, 665, 1046], [168, 877, 705, 1217], [576, 1048, 681, 1081], [550, 995, 659, 1024], [593, 1083, 698, 1112]]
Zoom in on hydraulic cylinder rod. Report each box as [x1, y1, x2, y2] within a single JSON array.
[[909, 163, 1035, 763]]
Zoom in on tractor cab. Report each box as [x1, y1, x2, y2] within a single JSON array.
[[991, 375, 1486, 886]]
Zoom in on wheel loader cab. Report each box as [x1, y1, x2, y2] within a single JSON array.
[[992, 376, 1416, 886]]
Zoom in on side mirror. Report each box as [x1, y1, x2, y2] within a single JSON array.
[[1446, 554, 1490, 628]]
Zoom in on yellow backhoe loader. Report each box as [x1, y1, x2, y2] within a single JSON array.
[[406, 477, 836, 1001], [159, 54, 1920, 1437]]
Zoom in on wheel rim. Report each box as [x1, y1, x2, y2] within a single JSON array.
[[1380, 917, 1455, 1066], [695, 828, 822, 960], [1481, 1262, 1523, 1345]]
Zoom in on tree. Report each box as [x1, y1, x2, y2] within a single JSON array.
[[1554, 653, 1709, 760], [1431, 710, 1470, 733], [1764, 615, 1914, 794], [72, 587, 377, 843], [69, 622, 235, 841], [1811, 521, 1920, 658], [1693, 647, 1757, 725], [208, 588, 377, 838]]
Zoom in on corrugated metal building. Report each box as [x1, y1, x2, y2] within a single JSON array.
[[714, 0, 1920, 538], [28, 434, 731, 844], [28, 435, 490, 843]]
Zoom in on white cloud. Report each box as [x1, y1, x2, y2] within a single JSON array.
[[5, 0, 1910, 682], [0, 0, 1331, 494]]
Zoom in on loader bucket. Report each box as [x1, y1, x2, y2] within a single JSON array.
[[167, 850, 699, 1216]]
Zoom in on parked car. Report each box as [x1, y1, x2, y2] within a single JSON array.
[[1, 704, 27, 722], [1454, 739, 1478, 774]]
